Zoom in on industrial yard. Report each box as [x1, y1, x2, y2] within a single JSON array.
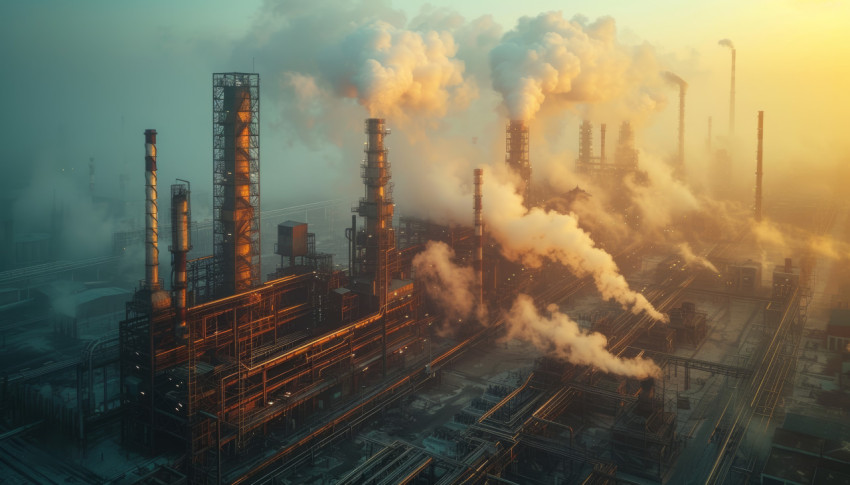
[[1, 2, 849, 484]]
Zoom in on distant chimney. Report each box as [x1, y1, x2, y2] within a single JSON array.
[[785, 258, 792, 274], [600, 123, 607, 164], [473, 169, 484, 308], [755, 111, 764, 222], [506, 120, 531, 207]]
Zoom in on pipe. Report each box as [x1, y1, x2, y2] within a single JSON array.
[[755, 111, 764, 222], [171, 182, 192, 341], [600, 123, 606, 165], [144, 129, 159, 290], [473, 169, 483, 309]]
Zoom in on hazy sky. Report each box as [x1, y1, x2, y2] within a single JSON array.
[[2, 0, 848, 232]]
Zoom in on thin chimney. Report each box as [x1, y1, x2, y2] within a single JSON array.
[[473, 168, 484, 308], [755, 111, 764, 222], [144, 129, 159, 290]]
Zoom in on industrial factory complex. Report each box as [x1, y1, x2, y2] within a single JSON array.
[[1, 57, 849, 485]]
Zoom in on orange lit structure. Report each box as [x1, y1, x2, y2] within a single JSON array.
[[213, 73, 260, 297]]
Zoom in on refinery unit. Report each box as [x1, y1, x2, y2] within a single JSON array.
[[0, 32, 848, 485]]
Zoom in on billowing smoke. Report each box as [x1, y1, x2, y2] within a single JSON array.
[[506, 295, 661, 378], [676, 242, 719, 273], [718, 38, 735, 49], [484, 176, 667, 321], [318, 21, 475, 120], [412, 241, 484, 321], [411, 241, 661, 378], [662, 71, 687, 89], [754, 219, 850, 261], [489, 12, 665, 121]]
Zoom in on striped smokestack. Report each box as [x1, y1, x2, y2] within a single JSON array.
[[144, 129, 159, 290]]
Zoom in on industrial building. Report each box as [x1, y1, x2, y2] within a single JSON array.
[[0, 69, 847, 485]]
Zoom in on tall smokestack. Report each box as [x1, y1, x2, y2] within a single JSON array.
[[357, 118, 395, 309], [678, 82, 687, 175], [730, 48, 736, 136], [171, 183, 192, 341], [719, 40, 736, 136], [213, 73, 260, 296], [755, 111, 764, 222], [473, 168, 483, 308], [144, 129, 159, 290], [600, 123, 607, 165], [663, 71, 687, 178], [505, 120, 530, 207]]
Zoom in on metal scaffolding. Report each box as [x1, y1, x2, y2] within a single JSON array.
[[213, 73, 260, 297]]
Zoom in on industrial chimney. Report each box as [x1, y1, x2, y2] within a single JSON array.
[[144, 129, 160, 290], [473, 168, 484, 308], [677, 81, 687, 178], [357, 118, 396, 309], [730, 48, 736, 136], [505, 120, 531, 207], [213, 73, 260, 297], [600, 123, 607, 165], [170, 183, 192, 341], [755, 111, 764, 222]]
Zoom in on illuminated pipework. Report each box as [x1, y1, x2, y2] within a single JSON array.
[[505, 120, 530, 207], [357, 118, 395, 308], [171, 183, 192, 341], [473, 168, 483, 306], [144, 129, 160, 290]]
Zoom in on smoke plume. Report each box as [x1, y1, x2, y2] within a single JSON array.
[[718, 38, 735, 49], [676, 242, 719, 273], [412, 241, 485, 321], [505, 295, 661, 378], [484, 177, 667, 321], [318, 21, 475, 120], [662, 71, 687, 89], [489, 12, 665, 121]]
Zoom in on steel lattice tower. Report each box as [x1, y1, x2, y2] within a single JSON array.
[[213, 73, 260, 296]]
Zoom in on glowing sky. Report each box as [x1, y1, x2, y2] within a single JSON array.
[[2, 0, 847, 218]]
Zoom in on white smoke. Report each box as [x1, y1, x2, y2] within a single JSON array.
[[489, 12, 665, 121], [484, 176, 667, 321], [318, 20, 476, 120], [412, 241, 485, 321], [676, 242, 719, 273], [718, 38, 735, 49], [505, 295, 661, 378]]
